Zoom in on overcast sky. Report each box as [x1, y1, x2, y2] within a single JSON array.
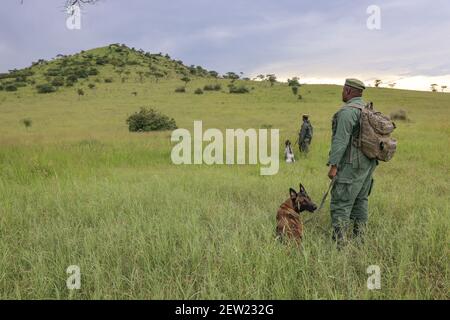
[[1, 0, 449, 90]]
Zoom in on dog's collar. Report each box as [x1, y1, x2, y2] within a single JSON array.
[[280, 203, 300, 217]]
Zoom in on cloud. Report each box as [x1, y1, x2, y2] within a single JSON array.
[[1, 0, 449, 90]]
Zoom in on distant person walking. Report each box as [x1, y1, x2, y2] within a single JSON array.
[[298, 114, 313, 154], [327, 79, 377, 248]]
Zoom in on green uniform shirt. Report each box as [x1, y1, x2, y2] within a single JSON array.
[[299, 120, 313, 142], [328, 97, 374, 168]]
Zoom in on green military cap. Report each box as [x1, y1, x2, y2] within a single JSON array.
[[345, 78, 366, 91]]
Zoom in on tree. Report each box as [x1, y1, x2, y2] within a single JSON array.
[[21, 0, 99, 10], [77, 88, 85, 99], [181, 76, 191, 88], [291, 86, 299, 96], [224, 72, 240, 81], [267, 74, 277, 87], [430, 84, 438, 92], [64, 0, 98, 10], [441, 85, 447, 92], [208, 71, 219, 78], [374, 79, 382, 87], [388, 83, 396, 88], [256, 74, 265, 81], [288, 77, 301, 87], [21, 118, 32, 130]]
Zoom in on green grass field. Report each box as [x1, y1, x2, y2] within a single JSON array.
[[0, 48, 449, 299]]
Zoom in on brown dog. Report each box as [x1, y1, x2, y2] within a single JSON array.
[[276, 183, 317, 243]]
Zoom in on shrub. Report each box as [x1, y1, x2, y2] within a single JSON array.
[[21, 118, 32, 129], [204, 84, 221, 91], [194, 88, 204, 95], [88, 83, 96, 89], [88, 68, 99, 76], [51, 77, 65, 87], [96, 56, 109, 65], [66, 74, 78, 83], [175, 87, 186, 93], [126, 107, 177, 132], [0, 84, 3, 91], [14, 82, 27, 88], [36, 84, 56, 94], [104, 78, 113, 83], [45, 69, 61, 77], [5, 84, 18, 92], [291, 86, 299, 95], [390, 109, 408, 121], [75, 69, 89, 79], [288, 78, 301, 87], [229, 85, 249, 94]]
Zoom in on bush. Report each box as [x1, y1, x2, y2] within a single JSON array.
[[104, 78, 113, 83], [21, 118, 32, 129], [175, 87, 186, 93], [204, 84, 221, 91], [288, 78, 301, 87], [88, 83, 96, 89], [229, 85, 249, 94], [88, 68, 99, 76], [36, 84, 56, 94], [96, 57, 109, 65], [66, 74, 78, 83], [75, 69, 89, 79], [0, 84, 3, 91], [194, 88, 204, 95], [51, 77, 65, 87], [390, 109, 408, 121], [126, 107, 177, 132], [45, 69, 61, 77], [14, 82, 27, 88], [5, 84, 18, 92]]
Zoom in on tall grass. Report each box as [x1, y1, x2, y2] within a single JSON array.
[[0, 79, 448, 299]]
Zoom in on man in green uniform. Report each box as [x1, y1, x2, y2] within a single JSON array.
[[327, 79, 377, 247], [299, 114, 313, 154]]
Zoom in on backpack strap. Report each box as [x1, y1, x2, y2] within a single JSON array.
[[343, 102, 369, 167]]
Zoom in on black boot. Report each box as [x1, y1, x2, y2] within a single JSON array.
[[352, 222, 366, 244], [332, 226, 345, 249]]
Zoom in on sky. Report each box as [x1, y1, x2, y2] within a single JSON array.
[[1, 0, 450, 91]]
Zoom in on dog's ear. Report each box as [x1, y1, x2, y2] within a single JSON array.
[[299, 183, 306, 194], [289, 188, 297, 200]]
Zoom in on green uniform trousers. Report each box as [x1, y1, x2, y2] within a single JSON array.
[[330, 162, 376, 227], [299, 139, 310, 153]]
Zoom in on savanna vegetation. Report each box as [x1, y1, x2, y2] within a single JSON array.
[[0, 45, 448, 299]]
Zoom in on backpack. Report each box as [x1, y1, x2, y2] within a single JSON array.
[[348, 102, 397, 162]]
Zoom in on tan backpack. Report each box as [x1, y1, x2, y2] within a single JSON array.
[[348, 102, 397, 162]]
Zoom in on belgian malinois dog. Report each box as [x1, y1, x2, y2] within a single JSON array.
[[276, 183, 317, 243]]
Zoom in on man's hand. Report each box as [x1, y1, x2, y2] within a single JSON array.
[[328, 165, 338, 180]]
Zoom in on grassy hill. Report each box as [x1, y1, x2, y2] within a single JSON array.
[[0, 46, 448, 299]]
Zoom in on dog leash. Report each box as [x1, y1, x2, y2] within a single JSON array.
[[304, 177, 336, 224]]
